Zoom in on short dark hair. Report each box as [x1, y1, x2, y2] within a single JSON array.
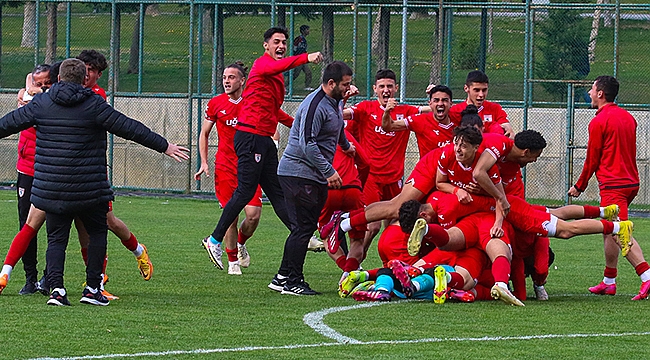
[[453, 125, 483, 146], [322, 61, 353, 85], [49, 61, 62, 84], [514, 130, 547, 152], [459, 104, 483, 128], [77, 50, 108, 72], [428, 85, 452, 100], [59, 58, 86, 84], [225, 61, 248, 78], [300, 24, 310, 33], [594, 75, 619, 102], [32, 64, 50, 76], [466, 70, 489, 86], [264, 26, 288, 42], [375, 69, 396, 83], [399, 200, 423, 234]]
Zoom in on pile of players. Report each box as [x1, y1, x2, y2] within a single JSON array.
[[318, 71, 649, 305]]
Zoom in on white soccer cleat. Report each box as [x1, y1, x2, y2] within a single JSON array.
[[228, 262, 242, 275], [237, 243, 250, 268]]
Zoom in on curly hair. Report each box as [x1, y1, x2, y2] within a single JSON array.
[[399, 200, 423, 234], [514, 130, 547, 152]]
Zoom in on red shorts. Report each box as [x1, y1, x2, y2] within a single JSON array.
[[504, 178, 525, 199], [600, 187, 638, 220], [505, 196, 552, 237], [319, 187, 365, 239], [362, 174, 402, 205], [377, 224, 418, 267], [405, 152, 439, 195], [215, 170, 262, 208], [455, 212, 512, 250], [420, 247, 487, 280]]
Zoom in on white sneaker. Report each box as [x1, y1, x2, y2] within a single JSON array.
[[307, 235, 325, 252], [534, 284, 549, 301], [237, 243, 250, 268], [228, 261, 242, 275], [201, 237, 224, 270]]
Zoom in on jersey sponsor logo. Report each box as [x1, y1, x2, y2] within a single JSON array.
[[255, 153, 262, 163], [438, 140, 450, 148], [484, 114, 493, 123], [18, 187, 24, 197], [374, 126, 396, 137], [226, 118, 238, 127]]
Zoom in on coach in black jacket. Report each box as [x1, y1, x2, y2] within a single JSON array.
[[0, 58, 188, 306]]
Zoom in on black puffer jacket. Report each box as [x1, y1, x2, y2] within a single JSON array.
[[0, 81, 168, 214]]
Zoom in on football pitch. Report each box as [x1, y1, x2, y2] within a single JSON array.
[[1, 190, 649, 359]]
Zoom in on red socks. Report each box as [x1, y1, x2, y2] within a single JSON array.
[[344, 258, 360, 273], [448, 271, 464, 289], [604, 266, 617, 279], [350, 211, 368, 231], [426, 224, 450, 247], [237, 230, 252, 245], [601, 220, 614, 235], [120, 233, 138, 252], [366, 268, 379, 280], [225, 247, 238, 262], [492, 256, 511, 284], [583, 205, 601, 218], [635, 262, 650, 276], [335, 255, 346, 271], [4, 224, 37, 267]]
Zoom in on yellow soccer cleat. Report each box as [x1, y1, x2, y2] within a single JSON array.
[[339, 271, 367, 298], [603, 204, 620, 221], [433, 266, 448, 304], [136, 244, 153, 281], [617, 220, 634, 257], [491, 284, 525, 307], [408, 218, 427, 257]]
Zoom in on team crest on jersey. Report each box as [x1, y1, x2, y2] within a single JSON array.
[[484, 114, 493, 123], [255, 154, 262, 163], [18, 187, 24, 197], [397, 179, 403, 188], [396, 114, 404, 121]]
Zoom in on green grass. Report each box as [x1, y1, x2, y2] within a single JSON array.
[[1, 189, 650, 359], [1, 8, 650, 103]]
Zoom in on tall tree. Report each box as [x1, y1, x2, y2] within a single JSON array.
[[372, 6, 391, 71], [44, 3, 57, 64], [21, 2, 36, 48]]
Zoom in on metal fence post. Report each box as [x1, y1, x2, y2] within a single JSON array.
[[565, 83, 575, 205], [400, 0, 408, 102]]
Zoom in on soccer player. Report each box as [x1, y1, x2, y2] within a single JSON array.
[[195, 62, 262, 275], [271, 61, 354, 296], [381, 84, 455, 157], [449, 70, 514, 137], [202, 27, 323, 276], [337, 69, 425, 245], [0, 58, 189, 306], [568, 75, 650, 300]]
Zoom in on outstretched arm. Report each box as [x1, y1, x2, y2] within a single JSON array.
[[194, 120, 214, 179]]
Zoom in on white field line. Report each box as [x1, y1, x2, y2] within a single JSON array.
[[30, 300, 650, 360]]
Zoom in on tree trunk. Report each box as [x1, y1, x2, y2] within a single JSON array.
[[127, 10, 140, 74], [372, 6, 390, 71], [216, 6, 224, 93], [277, 6, 286, 28], [429, 11, 441, 85], [202, 7, 212, 44], [322, 7, 334, 66], [588, 0, 605, 63], [21, 2, 36, 48], [44, 3, 57, 64]]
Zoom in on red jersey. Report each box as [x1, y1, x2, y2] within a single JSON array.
[[205, 93, 242, 172], [405, 147, 443, 196], [91, 84, 107, 100], [348, 100, 420, 183], [16, 128, 36, 176], [437, 143, 500, 191], [377, 224, 418, 267], [332, 130, 369, 188], [428, 190, 495, 229], [404, 113, 455, 156], [574, 103, 639, 191], [480, 133, 521, 190], [449, 100, 508, 135], [236, 52, 308, 136]]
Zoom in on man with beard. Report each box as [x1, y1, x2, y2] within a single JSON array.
[[271, 61, 355, 295]]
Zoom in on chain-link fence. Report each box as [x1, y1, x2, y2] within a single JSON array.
[[0, 0, 648, 206]]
